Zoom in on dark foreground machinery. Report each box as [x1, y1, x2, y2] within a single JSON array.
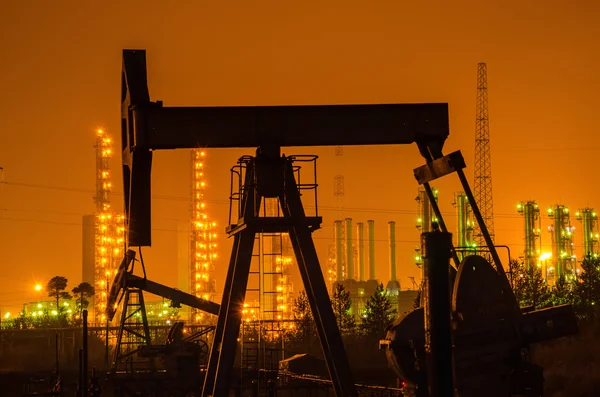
[[105, 250, 219, 396], [381, 254, 578, 397], [118, 49, 578, 397]]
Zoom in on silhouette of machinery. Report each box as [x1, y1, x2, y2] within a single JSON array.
[[105, 249, 219, 395], [118, 49, 577, 397]]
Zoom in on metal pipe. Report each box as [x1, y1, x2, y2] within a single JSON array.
[[422, 231, 454, 397], [334, 220, 343, 281], [389, 221, 396, 282], [345, 218, 354, 280], [357, 222, 365, 282], [368, 220, 375, 281], [83, 309, 88, 397]]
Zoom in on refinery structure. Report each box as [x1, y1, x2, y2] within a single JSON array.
[[512, 202, 600, 282], [82, 129, 126, 323], [190, 149, 218, 323]]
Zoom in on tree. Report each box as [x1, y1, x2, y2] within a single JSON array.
[[360, 283, 396, 338], [291, 290, 314, 342], [72, 282, 95, 315], [46, 276, 72, 312], [331, 283, 356, 335], [551, 274, 574, 307], [572, 258, 600, 320], [509, 259, 553, 309]]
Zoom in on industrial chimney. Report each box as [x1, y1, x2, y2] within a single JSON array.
[[345, 218, 354, 280], [368, 220, 375, 281], [334, 220, 343, 282], [357, 222, 365, 282], [386, 221, 400, 294]]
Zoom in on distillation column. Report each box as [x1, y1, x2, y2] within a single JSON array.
[[576, 209, 599, 259], [415, 187, 439, 266], [548, 205, 575, 281], [517, 201, 541, 270], [453, 192, 475, 260]]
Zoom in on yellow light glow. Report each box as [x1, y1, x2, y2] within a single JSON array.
[[35, 284, 42, 292]]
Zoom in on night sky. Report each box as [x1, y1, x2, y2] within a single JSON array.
[[1, 1, 599, 314]]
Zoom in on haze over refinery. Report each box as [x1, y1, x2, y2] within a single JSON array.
[[1, 0, 599, 317]]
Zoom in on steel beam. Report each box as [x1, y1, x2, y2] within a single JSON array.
[[132, 103, 449, 149], [120, 49, 450, 247], [281, 161, 358, 397], [203, 165, 258, 397]]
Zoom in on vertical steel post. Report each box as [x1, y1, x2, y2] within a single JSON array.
[[422, 231, 454, 397], [55, 333, 59, 375], [282, 160, 357, 397], [83, 309, 88, 397], [78, 348, 83, 396]]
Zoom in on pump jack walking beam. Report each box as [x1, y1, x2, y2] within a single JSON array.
[[120, 49, 451, 397]]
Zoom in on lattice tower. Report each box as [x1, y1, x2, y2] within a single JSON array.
[[190, 149, 218, 323], [473, 62, 496, 246], [93, 129, 125, 323]]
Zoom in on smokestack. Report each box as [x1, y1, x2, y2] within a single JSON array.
[[368, 220, 375, 280], [334, 220, 343, 282], [345, 218, 354, 280], [357, 222, 365, 281], [389, 221, 396, 282]]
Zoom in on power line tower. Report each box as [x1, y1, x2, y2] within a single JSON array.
[[473, 62, 495, 247]]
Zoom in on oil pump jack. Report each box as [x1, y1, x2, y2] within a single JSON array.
[[105, 250, 221, 395], [118, 49, 578, 397]]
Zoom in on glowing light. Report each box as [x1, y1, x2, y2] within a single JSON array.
[[191, 149, 218, 319], [93, 128, 125, 322], [4, 312, 10, 319], [35, 284, 42, 292]]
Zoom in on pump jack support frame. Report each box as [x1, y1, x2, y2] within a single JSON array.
[[203, 149, 355, 397]]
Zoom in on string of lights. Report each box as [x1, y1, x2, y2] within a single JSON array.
[[93, 129, 125, 322], [190, 150, 217, 323]]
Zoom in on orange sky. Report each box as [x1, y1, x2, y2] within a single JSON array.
[[0, 1, 599, 314]]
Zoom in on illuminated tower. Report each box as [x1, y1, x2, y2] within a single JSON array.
[[517, 201, 542, 270], [452, 192, 476, 259], [190, 149, 217, 323], [547, 205, 576, 281], [576, 209, 599, 259], [93, 129, 125, 323], [414, 187, 438, 266], [473, 62, 496, 247]]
